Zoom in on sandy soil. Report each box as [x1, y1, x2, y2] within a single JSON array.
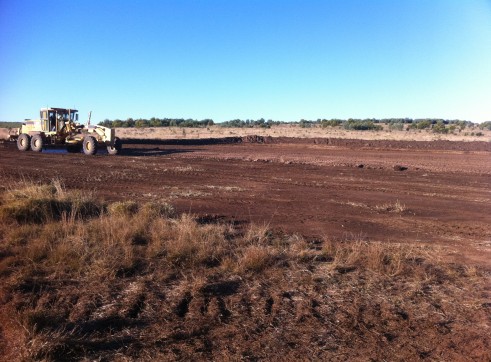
[[1, 137, 490, 270]]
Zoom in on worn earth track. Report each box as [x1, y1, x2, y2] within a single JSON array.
[[1, 137, 490, 268]]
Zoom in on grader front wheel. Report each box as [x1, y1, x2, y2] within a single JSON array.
[[107, 137, 122, 155], [83, 136, 97, 155]]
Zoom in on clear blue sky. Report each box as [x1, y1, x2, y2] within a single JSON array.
[[1, 0, 490, 123]]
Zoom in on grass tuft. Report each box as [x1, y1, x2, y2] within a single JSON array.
[[0, 180, 102, 223], [375, 199, 407, 213], [140, 201, 175, 218], [107, 200, 139, 216], [237, 245, 274, 273]]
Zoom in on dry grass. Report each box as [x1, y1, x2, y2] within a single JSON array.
[[114, 124, 491, 142], [346, 199, 407, 214], [374, 199, 407, 213], [204, 185, 244, 192], [0, 179, 101, 224], [107, 200, 139, 216], [0, 182, 489, 361]]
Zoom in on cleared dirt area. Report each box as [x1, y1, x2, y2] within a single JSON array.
[[1, 136, 490, 360], [1, 137, 490, 266]]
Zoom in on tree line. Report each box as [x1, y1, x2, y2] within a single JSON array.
[[95, 117, 487, 132], [98, 118, 214, 128], [1, 117, 488, 133], [299, 118, 477, 132]]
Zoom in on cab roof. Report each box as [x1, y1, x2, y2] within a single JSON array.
[[40, 107, 78, 113]]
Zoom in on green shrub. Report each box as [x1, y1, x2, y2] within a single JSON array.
[[321, 119, 342, 128], [389, 122, 404, 131], [410, 120, 432, 130], [432, 121, 448, 134], [343, 120, 383, 131], [480, 121, 491, 130]]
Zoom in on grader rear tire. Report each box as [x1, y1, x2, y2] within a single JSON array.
[[17, 134, 31, 151], [30, 134, 44, 152], [83, 136, 97, 155]]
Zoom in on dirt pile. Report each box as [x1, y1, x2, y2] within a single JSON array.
[[241, 135, 491, 151], [242, 135, 274, 143], [120, 135, 491, 151], [0, 128, 14, 141]]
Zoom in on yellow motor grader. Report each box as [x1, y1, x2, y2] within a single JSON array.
[[16, 107, 122, 155]]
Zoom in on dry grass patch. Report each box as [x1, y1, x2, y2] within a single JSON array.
[[171, 166, 204, 173], [346, 199, 407, 214], [205, 185, 244, 192], [169, 189, 212, 198], [237, 245, 275, 273], [149, 214, 229, 267], [319, 239, 418, 277], [0, 179, 102, 224], [107, 200, 139, 216], [374, 199, 407, 213], [0, 182, 489, 361]]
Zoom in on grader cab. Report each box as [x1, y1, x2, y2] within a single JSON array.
[[16, 107, 122, 155]]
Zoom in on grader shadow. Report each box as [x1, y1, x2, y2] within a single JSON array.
[[119, 147, 196, 157]]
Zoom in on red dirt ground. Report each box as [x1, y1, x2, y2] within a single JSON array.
[[1, 137, 490, 360], [1, 138, 490, 269]]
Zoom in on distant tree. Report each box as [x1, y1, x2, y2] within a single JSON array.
[[0, 121, 22, 128], [113, 119, 123, 128], [135, 119, 149, 128], [127, 118, 135, 127], [299, 119, 313, 128], [98, 119, 111, 127], [201, 119, 214, 127], [149, 118, 162, 127], [344, 120, 382, 131], [389, 122, 404, 131], [410, 120, 432, 130], [480, 121, 491, 130], [432, 121, 448, 133], [321, 119, 342, 127]]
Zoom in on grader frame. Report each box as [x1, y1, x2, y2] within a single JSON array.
[[16, 107, 121, 155]]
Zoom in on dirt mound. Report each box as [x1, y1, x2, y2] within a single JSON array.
[[123, 136, 243, 146], [121, 135, 491, 152], [242, 135, 274, 143], [338, 138, 491, 151], [0, 128, 16, 141], [241, 136, 491, 151]]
